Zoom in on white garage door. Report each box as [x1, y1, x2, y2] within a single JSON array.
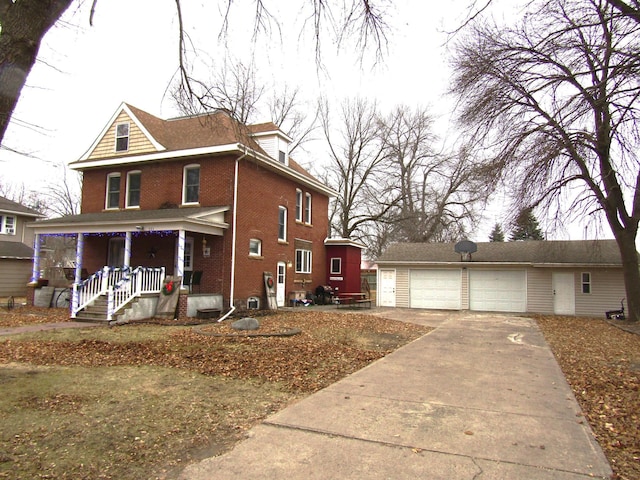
[[469, 270, 526, 312], [410, 269, 461, 310]]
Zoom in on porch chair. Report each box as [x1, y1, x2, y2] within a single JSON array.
[[190, 271, 203, 293]]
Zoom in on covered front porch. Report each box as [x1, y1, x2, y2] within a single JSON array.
[[28, 207, 230, 321]]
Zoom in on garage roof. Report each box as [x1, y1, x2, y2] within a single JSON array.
[[377, 240, 623, 266]]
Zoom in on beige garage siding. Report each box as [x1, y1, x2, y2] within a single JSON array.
[[0, 259, 31, 296], [526, 268, 554, 315], [576, 268, 626, 317], [395, 268, 410, 308]]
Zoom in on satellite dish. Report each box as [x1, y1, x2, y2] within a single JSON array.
[[454, 240, 478, 254]]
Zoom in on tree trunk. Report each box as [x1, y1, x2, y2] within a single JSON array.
[[614, 230, 640, 322], [0, 0, 74, 145]]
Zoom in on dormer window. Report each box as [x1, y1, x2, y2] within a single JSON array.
[[279, 150, 286, 163], [115, 123, 130, 152], [0, 215, 15, 235]]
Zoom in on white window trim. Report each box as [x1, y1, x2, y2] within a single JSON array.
[[249, 238, 262, 256], [105, 172, 121, 210], [115, 122, 130, 152], [182, 164, 200, 205], [295, 248, 312, 274], [0, 215, 16, 235], [126, 170, 141, 208], [278, 206, 287, 242], [581, 272, 592, 294], [305, 192, 312, 224], [295, 189, 303, 222], [330, 257, 341, 275]]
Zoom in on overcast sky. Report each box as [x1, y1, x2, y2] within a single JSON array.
[[0, 0, 606, 242]]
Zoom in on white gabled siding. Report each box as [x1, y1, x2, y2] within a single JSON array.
[[254, 134, 289, 164]]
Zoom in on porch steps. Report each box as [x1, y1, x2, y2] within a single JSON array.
[[74, 296, 134, 323]]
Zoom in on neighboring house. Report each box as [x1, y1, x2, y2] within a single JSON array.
[[376, 240, 626, 317], [29, 102, 335, 320], [0, 196, 43, 297]]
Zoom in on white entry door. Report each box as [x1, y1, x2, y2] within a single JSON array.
[[553, 272, 575, 315], [276, 262, 286, 307], [378, 269, 396, 307]]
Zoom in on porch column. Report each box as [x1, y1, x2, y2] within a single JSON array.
[[176, 229, 185, 284], [71, 233, 85, 317], [30, 233, 41, 283], [124, 231, 132, 268]]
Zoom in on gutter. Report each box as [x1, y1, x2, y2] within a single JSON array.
[[218, 148, 249, 322]]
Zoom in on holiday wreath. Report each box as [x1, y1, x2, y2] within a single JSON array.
[[162, 280, 175, 295]]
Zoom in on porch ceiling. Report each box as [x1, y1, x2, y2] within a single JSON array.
[[28, 206, 230, 236]]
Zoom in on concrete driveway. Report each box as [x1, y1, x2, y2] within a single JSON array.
[[179, 310, 612, 479]]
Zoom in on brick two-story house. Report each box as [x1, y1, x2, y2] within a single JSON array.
[[0, 196, 44, 297], [29, 103, 335, 320]]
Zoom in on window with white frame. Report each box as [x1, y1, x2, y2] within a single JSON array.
[[581, 272, 591, 294], [126, 171, 141, 208], [249, 238, 262, 256], [106, 173, 121, 209], [330, 257, 341, 274], [0, 215, 16, 235], [295, 189, 303, 222], [183, 165, 200, 204], [115, 122, 130, 152], [278, 150, 286, 164], [278, 206, 287, 241], [295, 248, 312, 274], [304, 192, 312, 224]]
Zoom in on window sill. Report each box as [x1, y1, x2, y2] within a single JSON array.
[[278, 240, 289, 245], [248, 255, 264, 260], [125, 206, 141, 210], [181, 203, 201, 207]]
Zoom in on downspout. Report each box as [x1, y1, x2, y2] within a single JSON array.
[[218, 148, 249, 322]]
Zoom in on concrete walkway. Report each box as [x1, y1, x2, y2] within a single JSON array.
[[179, 310, 612, 479]]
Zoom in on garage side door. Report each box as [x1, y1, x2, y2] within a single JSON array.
[[469, 270, 526, 312], [410, 269, 461, 310]]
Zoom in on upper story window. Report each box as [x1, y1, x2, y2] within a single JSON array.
[[295, 189, 303, 222], [106, 173, 121, 209], [278, 206, 287, 242], [183, 165, 200, 204], [278, 150, 286, 163], [126, 171, 141, 208], [581, 272, 591, 294], [115, 122, 130, 152], [0, 215, 16, 235], [249, 238, 262, 256], [304, 193, 312, 224]]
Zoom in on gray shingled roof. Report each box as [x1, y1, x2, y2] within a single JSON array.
[[377, 240, 623, 265], [0, 241, 33, 259], [0, 196, 43, 218]]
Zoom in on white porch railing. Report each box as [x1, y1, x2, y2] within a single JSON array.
[[72, 266, 166, 320]]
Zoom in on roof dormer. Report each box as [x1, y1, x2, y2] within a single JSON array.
[[250, 124, 293, 166]]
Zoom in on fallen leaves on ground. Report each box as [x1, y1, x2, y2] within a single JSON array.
[[0, 305, 71, 327], [536, 315, 640, 480], [0, 309, 429, 394]]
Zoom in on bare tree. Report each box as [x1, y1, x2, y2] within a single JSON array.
[[450, 0, 640, 320], [320, 97, 391, 241], [379, 107, 490, 244], [0, 0, 389, 148], [173, 59, 264, 124], [42, 167, 81, 217], [267, 85, 318, 154]]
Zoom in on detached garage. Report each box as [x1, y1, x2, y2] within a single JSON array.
[[377, 240, 626, 317]]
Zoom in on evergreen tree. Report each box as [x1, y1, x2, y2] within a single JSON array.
[[509, 208, 544, 241], [489, 223, 505, 242]]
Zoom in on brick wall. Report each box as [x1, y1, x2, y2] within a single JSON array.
[[78, 154, 330, 311]]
